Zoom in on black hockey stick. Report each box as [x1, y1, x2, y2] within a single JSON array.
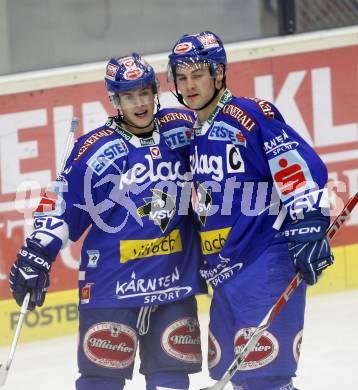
[[0, 117, 79, 387], [200, 191, 358, 390]]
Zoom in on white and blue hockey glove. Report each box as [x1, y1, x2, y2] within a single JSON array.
[[287, 212, 334, 285], [9, 239, 54, 310]]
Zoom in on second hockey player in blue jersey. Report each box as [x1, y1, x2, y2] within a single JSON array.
[[9, 53, 207, 390], [168, 31, 334, 390]]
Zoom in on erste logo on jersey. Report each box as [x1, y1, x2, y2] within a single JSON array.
[[87, 139, 128, 176], [161, 317, 202, 363], [234, 327, 279, 370], [269, 150, 315, 199], [163, 127, 192, 149], [83, 322, 137, 369], [208, 121, 247, 147]]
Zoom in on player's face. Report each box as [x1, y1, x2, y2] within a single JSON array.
[[119, 85, 155, 132], [175, 62, 224, 119]]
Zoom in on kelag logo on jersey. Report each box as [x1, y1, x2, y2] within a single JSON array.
[[163, 127, 192, 149], [137, 189, 176, 232], [208, 121, 247, 147], [87, 139, 128, 176]]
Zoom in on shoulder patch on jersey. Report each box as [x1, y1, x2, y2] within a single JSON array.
[[222, 103, 256, 132], [74, 128, 116, 162], [248, 97, 275, 119]]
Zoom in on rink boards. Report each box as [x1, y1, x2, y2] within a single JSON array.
[[0, 26, 357, 345]]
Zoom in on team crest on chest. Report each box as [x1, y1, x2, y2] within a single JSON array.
[[137, 189, 176, 232]]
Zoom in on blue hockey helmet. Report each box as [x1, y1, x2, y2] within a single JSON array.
[[105, 53, 159, 108], [168, 31, 227, 80]]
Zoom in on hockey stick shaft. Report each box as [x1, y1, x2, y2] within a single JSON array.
[[201, 191, 358, 390], [0, 293, 30, 386], [59, 116, 79, 172]]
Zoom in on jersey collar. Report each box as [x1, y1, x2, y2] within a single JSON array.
[[106, 117, 161, 147], [193, 89, 232, 136]]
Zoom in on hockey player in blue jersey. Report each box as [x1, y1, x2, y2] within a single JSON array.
[[168, 31, 334, 390], [9, 53, 207, 390]]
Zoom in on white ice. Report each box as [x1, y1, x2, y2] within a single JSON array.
[[1, 290, 357, 389]]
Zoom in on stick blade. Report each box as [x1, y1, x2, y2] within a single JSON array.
[[0, 363, 9, 387]]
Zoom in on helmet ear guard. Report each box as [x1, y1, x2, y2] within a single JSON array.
[[108, 91, 121, 109]]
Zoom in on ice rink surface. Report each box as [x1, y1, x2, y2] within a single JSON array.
[[1, 289, 357, 390]]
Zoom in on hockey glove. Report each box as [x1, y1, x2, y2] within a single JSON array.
[[287, 212, 334, 285], [9, 239, 54, 310]]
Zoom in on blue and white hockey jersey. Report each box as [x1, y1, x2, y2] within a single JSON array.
[[190, 90, 328, 286], [31, 108, 207, 309]]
